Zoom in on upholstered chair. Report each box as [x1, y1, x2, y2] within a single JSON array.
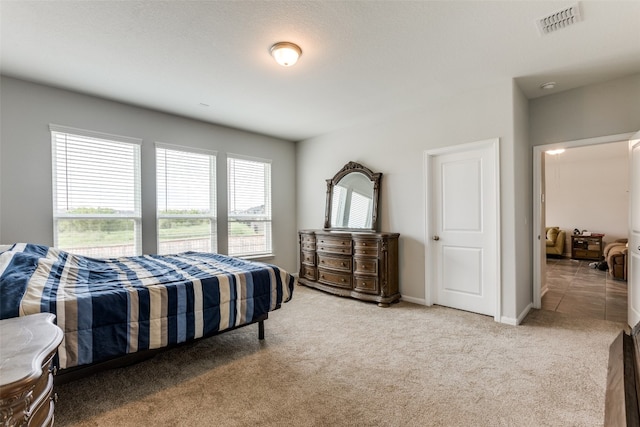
[[603, 239, 628, 281], [546, 227, 565, 256]]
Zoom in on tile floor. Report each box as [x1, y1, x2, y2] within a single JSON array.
[[542, 257, 627, 323]]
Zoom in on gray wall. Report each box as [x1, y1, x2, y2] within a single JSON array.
[[513, 82, 533, 320], [0, 76, 298, 272], [296, 73, 640, 323], [530, 73, 640, 146], [296, 80, 526, 323], [4, 71, 638, 323]]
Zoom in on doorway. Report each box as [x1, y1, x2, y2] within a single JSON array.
[[533, 132, 635, 322]]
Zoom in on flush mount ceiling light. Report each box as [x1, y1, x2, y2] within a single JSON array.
[[540, 81, 556, 90], [270, 42, 302, 67], [546, 148, 565, 155]]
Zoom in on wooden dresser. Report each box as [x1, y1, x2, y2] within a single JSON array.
[[298, 230, 400, 306], [0, 313, 63, 427]]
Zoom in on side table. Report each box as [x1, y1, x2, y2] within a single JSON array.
[[0, 313, 63, 426], [571, 234, 604, 261]]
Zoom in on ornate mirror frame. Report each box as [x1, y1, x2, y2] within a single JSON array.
[[324, 161, 382, 231]]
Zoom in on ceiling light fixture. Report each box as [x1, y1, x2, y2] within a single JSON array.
[[270, 42, 302, 67], [540, 81, 556, 90], [546, 148, 565, 155]]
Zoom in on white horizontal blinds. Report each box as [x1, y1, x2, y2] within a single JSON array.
[[156, 145, 217, 254], [227, 155, 272, 257], [348, 191, 372, 228], [51, 126, 141, 257], [331, 186, 346, 227]]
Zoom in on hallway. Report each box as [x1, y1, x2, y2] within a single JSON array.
[[542, 257, 627, 323]]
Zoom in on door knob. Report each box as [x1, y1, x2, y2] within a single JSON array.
[[433, 235, 440, 241]]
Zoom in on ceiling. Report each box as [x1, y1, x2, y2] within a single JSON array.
[[1, 1, 639, 141]]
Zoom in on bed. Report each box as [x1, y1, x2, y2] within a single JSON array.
[[0, 243, 295, 375]]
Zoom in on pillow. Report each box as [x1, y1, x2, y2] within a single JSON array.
[[546, 227, 559, 242]]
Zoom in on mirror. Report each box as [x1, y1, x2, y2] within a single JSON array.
[[324, 161, 381, 231]]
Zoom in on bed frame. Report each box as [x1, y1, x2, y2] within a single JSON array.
[[55, 314, 268, 385]]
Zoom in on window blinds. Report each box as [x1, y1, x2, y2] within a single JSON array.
[[156, 145, 217, 254], [227, 156, 272, 256], [50, 125, 141, 257]]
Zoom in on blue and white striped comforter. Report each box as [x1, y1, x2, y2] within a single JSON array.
[[0, 243, 295, 369]]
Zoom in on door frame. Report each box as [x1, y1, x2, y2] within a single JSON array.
[[628, 132, 640, 327], [532, 132, 635, 310], [424, 138, 501, 322]]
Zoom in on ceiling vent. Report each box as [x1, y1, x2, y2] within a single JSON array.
[[537, 3, 582, 35]]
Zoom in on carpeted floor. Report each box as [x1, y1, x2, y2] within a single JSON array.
[[54, 284, 625, 426]]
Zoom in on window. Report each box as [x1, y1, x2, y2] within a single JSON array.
[[51, 125, 141, 257], [156, 144, 217, 254], [227, 155, 272, 257]]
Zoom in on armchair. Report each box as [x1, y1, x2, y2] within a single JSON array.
[[546, 227, 565, 256], [604, 239, 628, 281]]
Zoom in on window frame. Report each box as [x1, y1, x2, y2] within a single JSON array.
[[50, 124, 142, 256], [155, 142, 218, 254]]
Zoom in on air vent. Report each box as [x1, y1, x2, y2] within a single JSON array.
[[537, 3, 582, 35]]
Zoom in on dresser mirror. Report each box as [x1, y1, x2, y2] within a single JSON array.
[[324, 161, 381, 231]]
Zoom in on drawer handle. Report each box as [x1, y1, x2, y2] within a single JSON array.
[[361, 250, 367, 254], [321, 275, 325, 279], [341, 278, 346, 282], [341, 262, 346, 267], [321, 260, 325, 263], [362, 243, 367, 246]]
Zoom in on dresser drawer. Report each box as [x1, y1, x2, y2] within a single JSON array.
[[318, 254, 351, 272], [354, 258, 378, 275], [317, 244, 352, 255], [301, 242, 316, 251], [317, 236, 352, 253], [354, 239, 378, 250], [318, 269, 352, 289], [354, 246, 378, 257], [301, 250, 316, 266], [301, 265, 317, 281], [300, 233, 316, 244], [354, 276, 378, 294]]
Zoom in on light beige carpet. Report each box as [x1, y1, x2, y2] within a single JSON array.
[[54, 285, 624, 427]]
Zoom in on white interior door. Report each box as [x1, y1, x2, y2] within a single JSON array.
[[628, 132, 640, 327], [426, 139, 499, 318]]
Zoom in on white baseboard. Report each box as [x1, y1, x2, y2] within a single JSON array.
[[400, 294, 427, 305], [500, 303, 533, 325]]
